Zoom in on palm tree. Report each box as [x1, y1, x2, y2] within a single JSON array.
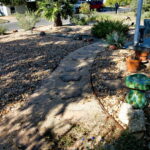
[[37, 0, 76, 26]]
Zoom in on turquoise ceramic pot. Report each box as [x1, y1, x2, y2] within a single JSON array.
[[126, 89, 147, 109], [125, 74, 150, 91]]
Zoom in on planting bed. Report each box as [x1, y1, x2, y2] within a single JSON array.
[[91, 48, 150, 144]]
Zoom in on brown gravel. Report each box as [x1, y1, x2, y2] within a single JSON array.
[[0, 25, 92, 116]]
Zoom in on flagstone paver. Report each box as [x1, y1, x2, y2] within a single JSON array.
[[0, 42, 123, 150]]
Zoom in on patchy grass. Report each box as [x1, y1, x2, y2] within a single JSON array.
[[43, 124, 89, 149]]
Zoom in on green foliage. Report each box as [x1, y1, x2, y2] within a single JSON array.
[[79, 3, 91, 14], [16, 11, 39, 31], [105, 0, 132, 6], [106, 31, 126, 48], [91, 19, 129, 38], [143, 11, 150, 18], [0, 26, 7, 35], [131, 0, 150, 13], [37, 0, 74, 26], [70, 15, 88, 25], [130, 0, 137, 12]]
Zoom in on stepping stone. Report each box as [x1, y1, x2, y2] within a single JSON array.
[[71, 55, 88, 61], [63, 67, 82, 72], [60, 74, 82, 82], [61, 88, 82, 99]]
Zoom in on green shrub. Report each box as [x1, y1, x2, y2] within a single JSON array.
[[91, 19, 129, 38], [0, 26, 7, 35], [79, 2, 91, 14], [143, 11, 150, 18], [70, 15, 88, 25], [16, 11, 39, 31], [106, 31, 126, 48]]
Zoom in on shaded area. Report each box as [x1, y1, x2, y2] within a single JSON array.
[[0, 31, 89, 115], [91, 48, 150, 149], [0, 41, 124, 150]]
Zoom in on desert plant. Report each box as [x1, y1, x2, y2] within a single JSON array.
[[37, 0, 76, 26], [70, 15, 88, 25], [106, 31, 126, 48], [79, 2, 91, 14], [0, 26, 7, 35], [143, 11, 150, 18], [16, 11, 39, 31], [91, 19, 129, 38]]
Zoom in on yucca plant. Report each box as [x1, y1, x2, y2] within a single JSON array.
[[16, 11, 39, 31], [37, 0, 76, 26]]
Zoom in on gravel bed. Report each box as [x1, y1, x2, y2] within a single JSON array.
[[91, 48, 150, 145], [0, 27, 91, 116]]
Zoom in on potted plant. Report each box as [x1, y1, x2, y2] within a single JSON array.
[[106, 31, 126, 50], [135, 50, 149, 61], [126, 55, 141, 73]]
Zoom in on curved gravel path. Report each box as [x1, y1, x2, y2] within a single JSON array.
[[0, 42, 123, 150]]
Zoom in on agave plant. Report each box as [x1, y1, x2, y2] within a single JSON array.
[[106, 31, 126, 48]]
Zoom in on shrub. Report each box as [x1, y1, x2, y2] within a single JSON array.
[[79, 2, 91, 14], [0, 26, 7, 35], [143, 11, 150, 18], [91, 19, 129, 38], [70, 15, 88, 25], [106, 31, 126, 48], [16, 11, 39, 31]]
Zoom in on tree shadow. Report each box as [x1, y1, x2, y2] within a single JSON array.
[[0, 32, 103, 149], [0, 32, 89, 113]]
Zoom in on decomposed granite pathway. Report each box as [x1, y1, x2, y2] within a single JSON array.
[[0, 42, 123, 150]]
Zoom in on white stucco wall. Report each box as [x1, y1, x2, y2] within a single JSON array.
[[0, 5, 11, 16], [0, 5, 27, 16]]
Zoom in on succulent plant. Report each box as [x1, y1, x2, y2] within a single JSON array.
[[106, 31, 126, 48]]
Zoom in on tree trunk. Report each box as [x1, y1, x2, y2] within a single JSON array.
[[54, 13, 62, 26]]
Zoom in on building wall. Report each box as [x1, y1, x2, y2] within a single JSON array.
[[0, 5, 11, 16], [0, 5, 27, 16]]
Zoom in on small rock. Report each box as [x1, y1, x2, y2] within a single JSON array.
[[13, 30, 18, 33], [60, 74, 82, 82], [118, 103, 133, 125], [73, 35, 82, 40], [118, 103, 146, 133], [40, 31, 46, 36]]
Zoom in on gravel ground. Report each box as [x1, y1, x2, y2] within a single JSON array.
[[0, 25, 92, 117], [91, 48, 150, 148]]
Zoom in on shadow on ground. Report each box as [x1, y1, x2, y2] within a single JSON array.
[[0, 32, 89, 113]]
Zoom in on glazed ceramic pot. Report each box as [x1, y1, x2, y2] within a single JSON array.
[[125, 74, 150, 109], [126, 56, 141, 73], [126, 90, 147, 109], [125, 74, 150, 91]]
